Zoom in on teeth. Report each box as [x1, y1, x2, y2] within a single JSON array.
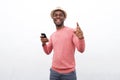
[[57, 19, 60, 21], [56, 19, 60, 22]]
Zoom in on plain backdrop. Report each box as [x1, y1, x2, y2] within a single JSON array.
[[0, 0, 120, 80]]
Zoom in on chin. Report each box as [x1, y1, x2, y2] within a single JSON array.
[[56, 24, 63, 27], [55, 22, 64, 27]]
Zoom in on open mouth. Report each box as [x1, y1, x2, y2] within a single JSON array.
[[56, 19, 61, 22], [55, 19, 61, 24]]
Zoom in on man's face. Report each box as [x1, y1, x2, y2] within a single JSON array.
[[52, 10, 66, 27]]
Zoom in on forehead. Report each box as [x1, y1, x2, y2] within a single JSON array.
[[53, 10, 65, 15]]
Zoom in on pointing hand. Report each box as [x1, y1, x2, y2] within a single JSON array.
[[74, 22, 84, 39]]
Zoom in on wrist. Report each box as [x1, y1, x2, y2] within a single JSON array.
[[42, 43, 46, 46], [78, 36, 84, 39]]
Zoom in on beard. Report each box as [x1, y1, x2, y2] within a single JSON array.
[[54, 21, 64, 27]]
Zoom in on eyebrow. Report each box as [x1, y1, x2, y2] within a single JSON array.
[[53, 10, 65, 16]]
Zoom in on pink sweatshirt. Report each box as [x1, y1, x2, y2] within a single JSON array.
[[43, 27, 85, 73]]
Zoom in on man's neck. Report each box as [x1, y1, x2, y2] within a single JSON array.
[[56, 25, 64, 30]]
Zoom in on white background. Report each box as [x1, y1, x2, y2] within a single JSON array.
[[0, 0, 120, 80]]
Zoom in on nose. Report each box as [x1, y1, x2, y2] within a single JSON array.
[[56, 15, 60, 18]]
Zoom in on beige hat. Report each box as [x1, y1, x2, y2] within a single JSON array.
[[50, 7, 67, 18]]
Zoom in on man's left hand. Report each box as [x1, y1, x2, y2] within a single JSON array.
[[74, 22, 84, 39]]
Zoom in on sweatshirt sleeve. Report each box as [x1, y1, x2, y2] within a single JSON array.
[[43, 37, 53, 55], [73, 33, 85, 53]]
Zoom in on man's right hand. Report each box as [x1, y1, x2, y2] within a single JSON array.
[[40, 36, 49, 46]]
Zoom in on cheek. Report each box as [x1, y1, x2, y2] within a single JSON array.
[[61, 18, 65, 21], [52, 18, 56, 22], [61, 16, 65, 20]]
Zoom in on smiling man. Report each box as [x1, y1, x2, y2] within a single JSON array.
[[40, 7, 85, 80]]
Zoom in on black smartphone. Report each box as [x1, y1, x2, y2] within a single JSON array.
[[41, 33, 47, 38]]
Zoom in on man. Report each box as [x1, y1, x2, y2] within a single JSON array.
[[40, 7, 85, 80]]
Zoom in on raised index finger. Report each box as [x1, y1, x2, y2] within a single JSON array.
[[76, 22, 79, 27], [76, 22, 81, 30]]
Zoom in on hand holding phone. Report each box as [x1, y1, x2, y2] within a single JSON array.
[[40, 33, 48, 46]]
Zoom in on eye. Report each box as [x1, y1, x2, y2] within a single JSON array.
[[53, 14, 58, 17], [59, 14, 64, 17], [53, 13, 64, 17]]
